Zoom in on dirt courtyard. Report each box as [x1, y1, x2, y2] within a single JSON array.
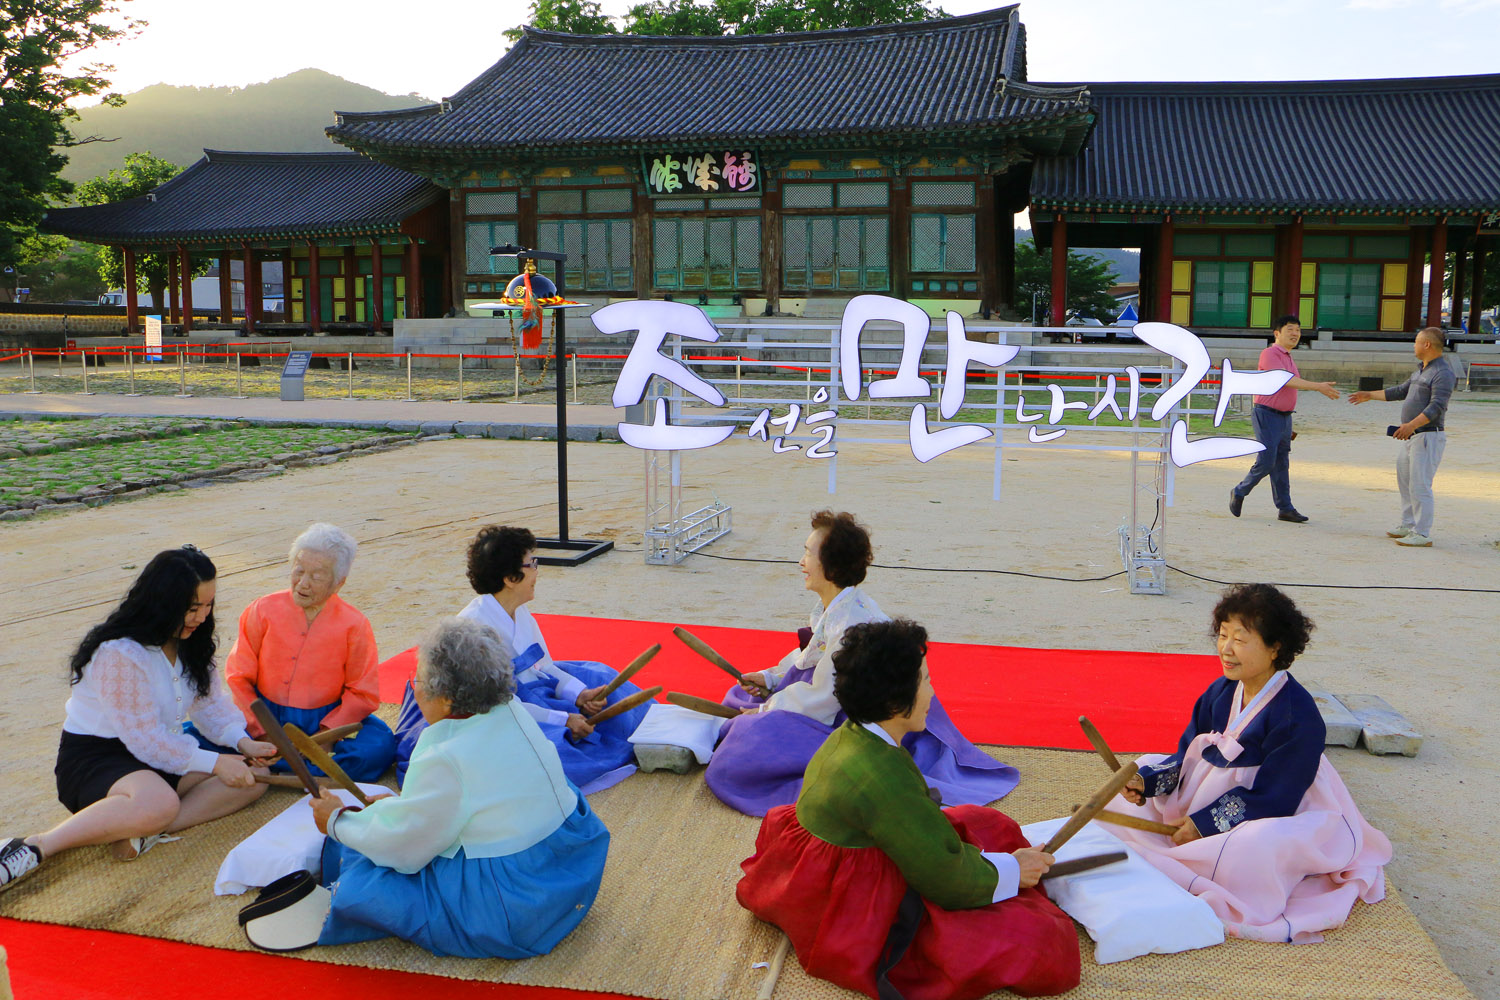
[[2, 389, 1497, 997]]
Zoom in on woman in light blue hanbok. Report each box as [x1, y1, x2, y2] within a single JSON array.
[[312, 617, 609, 958], [393, 526, 650, 792]]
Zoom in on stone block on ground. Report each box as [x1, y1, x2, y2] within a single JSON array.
[[385, 420, 425, 433], [417, 421, 456, 436], [1305, 688, 1362, 748], [566, 424, 603, 442], [1338, 693, 1423, 757], [454, 421, 489, 437]]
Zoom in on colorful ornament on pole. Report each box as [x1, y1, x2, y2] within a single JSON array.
[[494, 259, 579, 349]]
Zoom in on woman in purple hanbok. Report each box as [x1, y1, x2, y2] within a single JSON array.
[[704, 510, 1018, 816]]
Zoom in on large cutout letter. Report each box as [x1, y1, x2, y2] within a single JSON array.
[[941, 311, 1019, 419], [840, 294, 932, 402], [1131, 322, 1208, 421], [596, 300, 727, 407]]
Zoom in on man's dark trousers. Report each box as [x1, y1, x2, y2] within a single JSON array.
[[1233, 405, 1294, 512]]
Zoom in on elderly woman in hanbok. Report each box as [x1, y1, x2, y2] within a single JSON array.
[[192, 523, 395, 782], [393, 525, 650, 792], [737, 619, 1079, 1000], [1, 547, 275, 890], [311, 617, 609, 958], [705, 510, 1018, 816], [1108, 583, 1391, 943]]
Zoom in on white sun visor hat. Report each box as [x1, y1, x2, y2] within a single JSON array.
[[238, 870, 331, 952]]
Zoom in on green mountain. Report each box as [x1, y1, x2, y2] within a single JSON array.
[[60, 69, 431, 184]]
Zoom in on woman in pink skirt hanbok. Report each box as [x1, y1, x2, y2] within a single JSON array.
[[1108, 583, 1391, 943]]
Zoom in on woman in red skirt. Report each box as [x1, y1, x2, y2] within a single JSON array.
[[736, 619, 1080, 1000]]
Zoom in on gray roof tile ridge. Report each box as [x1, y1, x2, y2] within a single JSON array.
[[202, 149, 374, 162], [1058, 72, 1500, 96]]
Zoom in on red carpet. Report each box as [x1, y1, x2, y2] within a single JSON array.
[[379, 614, 1223, 752], [7, 620, 1220, 1000]]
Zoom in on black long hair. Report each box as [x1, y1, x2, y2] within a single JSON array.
[[69, 546, 220, 697]]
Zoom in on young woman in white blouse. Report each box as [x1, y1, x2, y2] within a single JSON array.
[[0, 546, 276, 890]]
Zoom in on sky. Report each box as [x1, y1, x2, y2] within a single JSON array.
[[75, 0, 1500, 103]]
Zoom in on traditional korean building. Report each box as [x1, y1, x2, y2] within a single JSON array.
[[325, 7, 1094, 319], [1029, 75, 1500, 333], [41, 150, 447, 334]]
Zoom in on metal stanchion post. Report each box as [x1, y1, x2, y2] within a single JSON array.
[[457, 352, 465, 402], [127, 345, 139, 396], [79, 348, 93, 395], [25, 350, 39, 393], [514, 357, 520, 401], [570, 353, 578, 404], [736, 359, 741, 400], [347, 352, 354, 399], [234, 348, 244, 398], [406, 351, 413, 401], [56, 349, 62, 377], [176, 343, 191, 397]]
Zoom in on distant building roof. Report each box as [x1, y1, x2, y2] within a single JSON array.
[[1030, 74, 1500, 215], [327, 8, 1094, 159], [42, 150, 444, 245]]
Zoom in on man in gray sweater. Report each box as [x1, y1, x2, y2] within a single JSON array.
[[1349, 327, 1456, 547]]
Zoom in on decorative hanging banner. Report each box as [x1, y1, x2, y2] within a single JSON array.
[[594, 295, 1293, 470], [644, 150, 760, 196]]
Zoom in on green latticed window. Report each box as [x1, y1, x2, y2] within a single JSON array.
[[910, 214, 975, 273], [536, 218, 633, 292], [653, 217, 761, 291], [783, 216, 889, 291], [466, 221, 519, 275], [1316, 263, 1380, 330], [1191, 261, 1250, 327]]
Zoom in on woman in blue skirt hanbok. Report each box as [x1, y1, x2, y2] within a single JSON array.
[[312, 617, 610, 958], [393, 526, 651, 792]]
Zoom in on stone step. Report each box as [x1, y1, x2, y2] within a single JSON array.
[[1337, 693, 1423, 757], [1305, 688, 1363, 748]]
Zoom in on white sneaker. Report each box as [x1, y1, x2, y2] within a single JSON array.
[[1395, 533, 1432, 547], [0, 837, 42, 889], [1386, 525, 1412, 538]]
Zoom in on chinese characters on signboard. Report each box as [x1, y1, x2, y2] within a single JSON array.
[[593, 296, 1292, 469], [645, 151, 760, 195]]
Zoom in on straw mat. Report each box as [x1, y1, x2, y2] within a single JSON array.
[[0, 746, 1473, 1000]]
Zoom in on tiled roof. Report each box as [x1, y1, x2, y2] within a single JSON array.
[[327, 8, 1094, 156], [1030, 74, 1500, 215], [42, 150, 444, 244]]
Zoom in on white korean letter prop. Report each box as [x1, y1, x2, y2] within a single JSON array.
[[940, 311, 1019, 419], [840, 294, 932, 401], [595, 300, 734, 451], [908, 405, 992, 463]]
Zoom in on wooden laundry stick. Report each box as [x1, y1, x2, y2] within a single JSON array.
[[313, 723, 362, 746], [1042, 762, 1140, 855], [250, 699, 323, 799], [585, 685, 662, 726], [671, 626, 768, 695], [285, 723, 373, 806], [757, 932, 792, 1000], [597, 643, 661, 699], [254, 773, 336, 791], [1072, 804, 1178, 837], [1078, 716, 1123, 772], [665, 691, 740, 719], [1041, 852, 1128, 881]]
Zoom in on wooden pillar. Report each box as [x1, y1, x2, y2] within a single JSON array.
[[370, 239, 384, 330], [179, 246, 193, 333], [995, 204, 1015, 316], [307, 242, 322, 333], [1426, 219, 1447, 328], [763, 181, 782, 312], [517, 185, 538, 255], [406, 239, 421, 320], [1469, 238, 1488, 335], [344, 245, 356, 322], [448, 193, 466, 315], [1155, 216, 1174, 322], [890, 175, 910, 303], [634, 192, 654, 300], [167, 253, 180, 324], [281, 249, 292, 321], [243, 245, 257, 336], [976, 178, 997, 315], [1049, 216, 1068, 327], [1404, 228, 1426, 331], [1284, 216, 1304, 317], [123, 247, 139, 334], [219, 253, 233, 323]]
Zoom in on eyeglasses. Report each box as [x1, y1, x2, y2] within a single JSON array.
[[521, 557, 540, 569]]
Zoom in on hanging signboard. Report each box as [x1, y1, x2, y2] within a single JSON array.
[[644, 150, 760, 196]]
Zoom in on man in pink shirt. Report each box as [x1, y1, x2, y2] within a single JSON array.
[[196, 523, 395, 781], [1229, 316, 1340, 523]]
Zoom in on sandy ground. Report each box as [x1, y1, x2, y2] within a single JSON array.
[[1, 390, 1497, 997]]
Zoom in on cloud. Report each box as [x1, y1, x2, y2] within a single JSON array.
[[1345, 0, 1415, 8]]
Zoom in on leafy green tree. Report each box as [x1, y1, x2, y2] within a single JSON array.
[[1444, 249, 1498, 328], [503, 0, 618, 42], [9, 234, 105, 301], [624, 0, 728, 35], [1015, 239, 1121, 324], [730, 0, 946, 34], [75, 152, 208, 309], [0, 0, 141, 291]]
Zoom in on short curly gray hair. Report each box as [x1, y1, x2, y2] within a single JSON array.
[[417, 617, 516, 716], [289, 523, 357, 581]]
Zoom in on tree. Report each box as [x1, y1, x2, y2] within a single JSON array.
[[75, 151, 207, 309], [1444, 249, 1498, 328], [6, 232, 105, 301], [503, 0, 618, 42], [0, 1, 142, 289], [624, 0, 728, 35], [729, 0, 946, 34], [1014, 239, 1121, 324]]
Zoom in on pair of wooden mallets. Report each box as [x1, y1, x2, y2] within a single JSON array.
[[1073, 716, 1179, 838], [662, 626, 766, 719]]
